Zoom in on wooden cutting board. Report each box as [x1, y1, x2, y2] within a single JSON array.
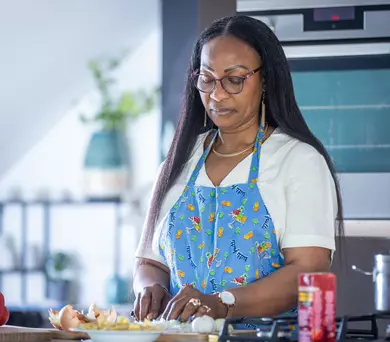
[[157, 333, 209, 341], [0, 326, 51, 342], [47, 328, 90, 340], [157, 330, 256, 342]]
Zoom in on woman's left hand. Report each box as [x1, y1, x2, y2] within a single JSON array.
[[161, 285, 227, 322]]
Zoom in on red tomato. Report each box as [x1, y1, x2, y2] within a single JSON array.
[[0, 292, 9, 326], [0, 307, 8, 326]]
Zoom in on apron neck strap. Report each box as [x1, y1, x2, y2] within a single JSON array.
[[248, 123, 265, 183], [187, 130, 218, 187]]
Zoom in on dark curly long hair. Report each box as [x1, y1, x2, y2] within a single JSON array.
[[144, 15, 344, 251]]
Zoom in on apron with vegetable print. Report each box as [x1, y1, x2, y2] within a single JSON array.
[[159, 125, 297, 330]]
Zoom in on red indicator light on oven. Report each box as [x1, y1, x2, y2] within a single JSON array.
[[331, 15, 340, 21]]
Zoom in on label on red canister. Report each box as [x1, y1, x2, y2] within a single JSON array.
[[298, 273, 336, 342]]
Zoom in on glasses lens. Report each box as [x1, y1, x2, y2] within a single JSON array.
[[221, 76, 244, 94], [193, 74, 215, 92]]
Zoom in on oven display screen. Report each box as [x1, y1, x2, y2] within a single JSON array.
[[313, 7, 355, 22]]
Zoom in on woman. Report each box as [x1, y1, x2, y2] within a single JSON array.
[[133, 15, 343, 323]]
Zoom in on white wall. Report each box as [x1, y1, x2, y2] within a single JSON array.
[[0, 28, 162, 308], [0, 0, 159, 179]]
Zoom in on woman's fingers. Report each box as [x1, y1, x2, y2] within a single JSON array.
[[135, 283, 216, 323], [139, 287, 152, 321], [134, 284, 171, 321], [180, 298, 202, 322], [162, 295, 188, 321], [133, 292, 141, 321], [146, 284, 167, 320], [194, 304, 212, 318], [161, 296, 175, 321], [162, 285, 208, 321], [162, 292, 171, 311], [161, 287, 187, 320]]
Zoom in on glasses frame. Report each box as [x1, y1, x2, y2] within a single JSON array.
[[192, 66, 262, 95]]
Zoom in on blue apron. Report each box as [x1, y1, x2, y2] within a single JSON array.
[[159, 125, 296, 328]]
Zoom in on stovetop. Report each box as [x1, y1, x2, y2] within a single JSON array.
[[218, 313, 390, 342]]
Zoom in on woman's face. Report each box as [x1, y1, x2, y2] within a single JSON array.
[[198, 35, 263, 131]]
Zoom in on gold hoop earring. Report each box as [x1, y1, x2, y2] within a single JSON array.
[[204, 110, 207, 128]]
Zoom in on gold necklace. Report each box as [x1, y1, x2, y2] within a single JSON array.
[[212, 124, 269, 158], [212, 143, 255, 158]]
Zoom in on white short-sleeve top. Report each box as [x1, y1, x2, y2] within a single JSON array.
[[135, 128, 337, 266]]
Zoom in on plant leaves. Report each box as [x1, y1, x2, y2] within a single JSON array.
[[82, 55, 160, 130]]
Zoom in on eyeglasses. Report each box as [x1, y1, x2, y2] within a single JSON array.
[[192, 66, 261, 95]]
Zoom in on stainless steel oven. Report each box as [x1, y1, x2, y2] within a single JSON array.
[[238, 0, 390, 219]]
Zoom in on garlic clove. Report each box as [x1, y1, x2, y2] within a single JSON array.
[[191, 315, 217, 334]]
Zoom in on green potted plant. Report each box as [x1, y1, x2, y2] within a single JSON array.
[[46, 252, 74, 304], [81, 55, 159, 200]]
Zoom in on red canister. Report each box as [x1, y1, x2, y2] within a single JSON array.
[[298, 273, 336, 342]]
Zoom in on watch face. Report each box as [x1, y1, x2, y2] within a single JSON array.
[[221, 291, 235, 305]]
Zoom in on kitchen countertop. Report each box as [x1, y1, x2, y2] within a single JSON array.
[[344, 220, 390, 237], [52, 340, 91, 342], [1, 324, 220, 342]]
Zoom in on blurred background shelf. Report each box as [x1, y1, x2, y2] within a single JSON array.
[[0, 198, 123, 205], [0, 198, 125, 309], [0, 268, 46, 275]]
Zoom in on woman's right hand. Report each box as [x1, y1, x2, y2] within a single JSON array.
[[134, 283, 171, 321]]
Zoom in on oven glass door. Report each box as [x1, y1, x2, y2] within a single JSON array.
[[288, 51, 390, 219], [289, 53, 390, 173]]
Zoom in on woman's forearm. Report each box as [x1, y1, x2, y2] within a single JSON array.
[[133, 258, 170, 294], [216, 247, 331, 318], [227, 263, 303, 318]]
